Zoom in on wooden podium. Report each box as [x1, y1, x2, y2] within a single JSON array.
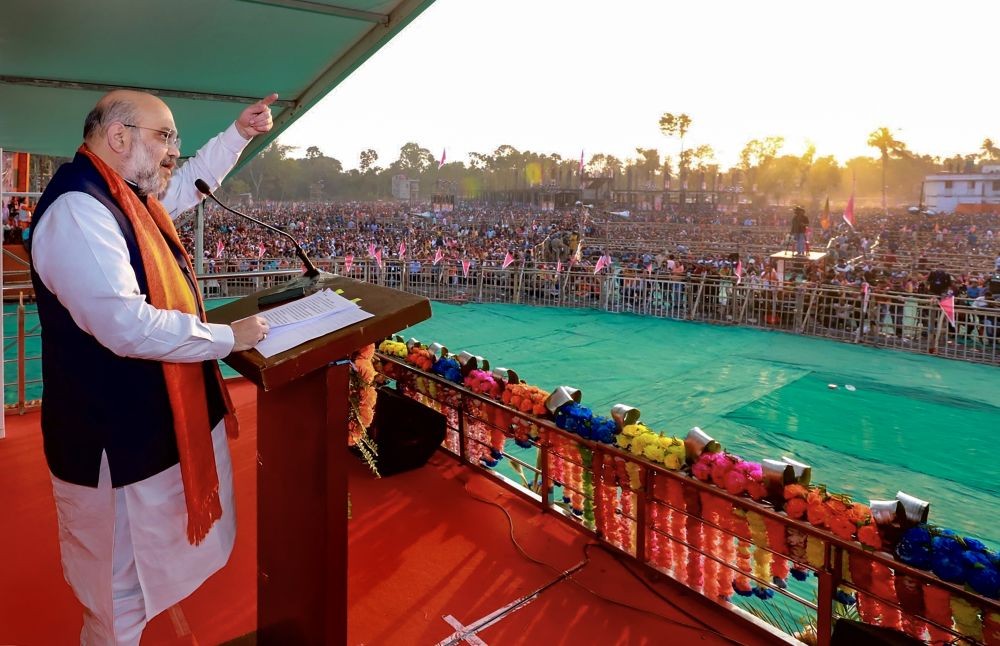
[[207, 275, 430, 645]]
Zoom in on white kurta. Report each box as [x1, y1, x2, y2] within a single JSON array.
[[32, 124, 250, 632]]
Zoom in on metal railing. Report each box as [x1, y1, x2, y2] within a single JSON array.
[[377, 355, 1000, 646], [4, 261, 996, 416]]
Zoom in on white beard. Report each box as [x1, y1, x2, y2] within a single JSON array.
[[124, 138, 167, 197]]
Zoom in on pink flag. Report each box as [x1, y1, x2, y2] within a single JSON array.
[[438, 148, 446, 170], [593, 254, 610, 274], [844, 190, 856, 229], [215, 240, 225, 258], [502, 251, 515, 269], [735, 260, 743, 285], [556, 260, 562, 274], [578, 149, 585, 174], [367, 242, 376, 258], [433, 248, 443, 265], [939, 295, 956, 327], [398, 241, 406, 258], [646, 263, 653, 275], [374, 248, 383, 269], [257, 243, 266, 259], [344, 253, 354, 272], [462, 259, 470, 277]]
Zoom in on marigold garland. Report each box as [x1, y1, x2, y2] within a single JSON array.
[[747, 511, 774, 599], [763, 516, 790, 585], [666, 478, 688, 583], [348, 344, 380, 476]]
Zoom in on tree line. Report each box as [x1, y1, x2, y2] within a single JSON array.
[[222, 116, 1000, 209]]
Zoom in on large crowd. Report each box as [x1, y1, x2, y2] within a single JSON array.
[[175, 201, 1000, 303], [8, 195, 1000, 306]]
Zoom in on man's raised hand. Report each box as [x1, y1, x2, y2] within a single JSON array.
[[236, 93, 278, 139]]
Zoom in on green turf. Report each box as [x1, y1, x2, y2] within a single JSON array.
[[404, 302, 1000, 548]]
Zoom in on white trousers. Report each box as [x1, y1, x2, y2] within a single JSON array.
[[50, 422, 236, 645]]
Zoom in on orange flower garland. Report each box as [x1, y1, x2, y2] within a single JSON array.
[[348, 343, 379, 475]]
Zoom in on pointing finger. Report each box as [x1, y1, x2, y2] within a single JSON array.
[[259, 93, 279, 107]]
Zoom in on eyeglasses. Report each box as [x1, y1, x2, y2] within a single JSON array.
[[122, 124, 181, 149]]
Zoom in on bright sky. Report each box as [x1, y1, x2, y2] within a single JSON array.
[[280, 0, 1000, 170]]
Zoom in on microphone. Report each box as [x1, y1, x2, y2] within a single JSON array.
[[195, 179, 319, 278]]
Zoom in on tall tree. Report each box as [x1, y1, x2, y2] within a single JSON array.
[[659, 113, 692, 191], [359, 148, 378, 173], [866, 127, 908, 213], [396, 142, 434, 173], [980, 138, 1000, 161]]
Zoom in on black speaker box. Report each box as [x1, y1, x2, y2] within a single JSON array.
[[368, 387, 447, 477]]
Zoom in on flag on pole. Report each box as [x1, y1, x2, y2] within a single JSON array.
[[844, 180, 856, 228], [939, 295, 956, 327], [433, 248, 443, 265], [438, 148, 446, 170], [215, 240, 224, 258], [502, 251, 515, 269], [398, 241, 406, 258], [462, 259, 470, 277], [821, 196, 831, 231], [593, 254, 611, 274], [344, 253, 354, 273], [735, 260, 743, 285], [374, 248, 383, 269], [367, 242, 376, 258], [257, 243, 266, 259], [578, 149, 585, 175], [556, 260, 562, 274]]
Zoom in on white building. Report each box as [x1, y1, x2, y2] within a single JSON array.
[[922, 164, 1000, 213]]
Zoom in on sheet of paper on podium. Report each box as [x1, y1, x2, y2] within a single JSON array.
[[254, 288, 373, 358]]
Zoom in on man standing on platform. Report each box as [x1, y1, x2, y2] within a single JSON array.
[[790, 205, 809, 257], [29, 89, 274, 644]]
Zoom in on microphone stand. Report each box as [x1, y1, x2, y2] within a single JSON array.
[[194, 179, 335, 305]]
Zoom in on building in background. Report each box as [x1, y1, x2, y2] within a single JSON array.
[[922, 164, 1000, 213]]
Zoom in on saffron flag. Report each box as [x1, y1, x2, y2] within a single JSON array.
[[438, 148, 446, 170], [398, 241, 406, 258], [735, 260, 743, 285], [257, 243, 266, 259], [844, 189, 856, 229], [462, 259, 470, 277], [939, 295, 956, 327], [433, 248, 443, 265], [502, 251, 515, 269], [821, 196, 831, 231], [215, 240, 224, 258], [374, 248, 383, 269], [556, 260, 562, 274], [344, 253, 354, 272]]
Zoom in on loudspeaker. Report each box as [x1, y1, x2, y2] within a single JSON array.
[[368, 387, 447, 477]]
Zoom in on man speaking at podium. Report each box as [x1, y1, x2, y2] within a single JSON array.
[[29, 89, 274, 644]]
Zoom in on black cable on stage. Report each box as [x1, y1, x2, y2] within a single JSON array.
[[462, 482, 749, 646]]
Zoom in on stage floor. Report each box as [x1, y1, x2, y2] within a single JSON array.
[[0, 379, 773, 645]]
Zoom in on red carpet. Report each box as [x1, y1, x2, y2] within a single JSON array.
[[1, 381, 772, 645]]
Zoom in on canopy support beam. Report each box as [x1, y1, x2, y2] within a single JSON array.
[[235, 0, 390, 24], [0, 76, 297, 108]]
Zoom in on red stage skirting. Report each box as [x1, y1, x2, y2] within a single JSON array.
[[0, 380, 770, 645]]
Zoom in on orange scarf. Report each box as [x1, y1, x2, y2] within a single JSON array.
[[80, 145, 238, 545]]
